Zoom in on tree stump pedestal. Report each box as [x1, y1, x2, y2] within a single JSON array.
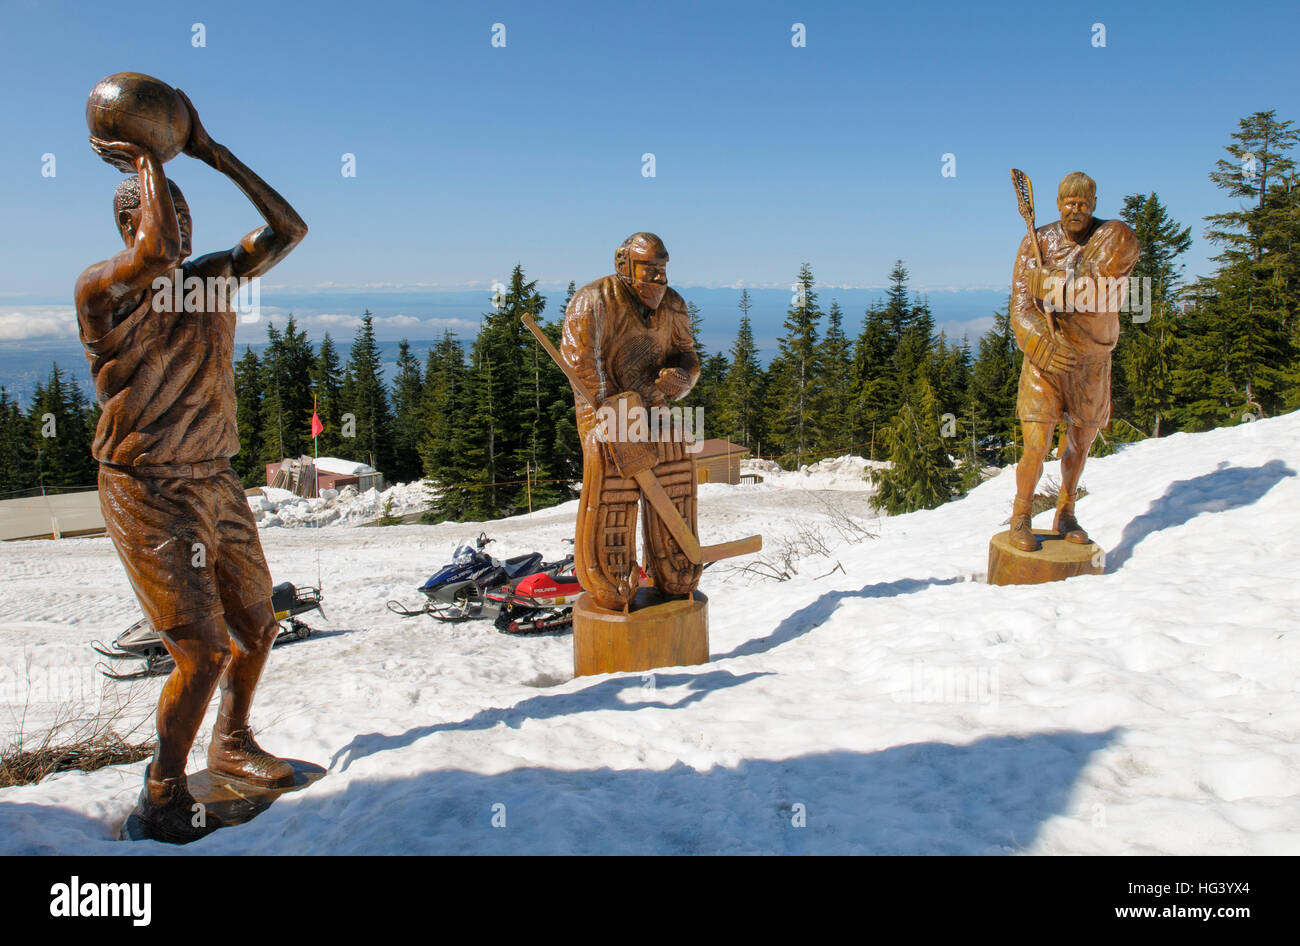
[[573, 589, 709, 676], [988, 529, 1105, 586]]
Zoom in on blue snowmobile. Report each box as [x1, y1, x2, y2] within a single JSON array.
[[386, 533, 544, 621]]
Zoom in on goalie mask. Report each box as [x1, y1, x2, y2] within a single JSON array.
[[615, 232, 670, 310]]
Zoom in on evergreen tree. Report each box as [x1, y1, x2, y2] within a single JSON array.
[[968, 304, 1021, 465], [817, 299, 855, 451], [232, 346, 264, 485], [258, 322, 286, 462], [0, 387, 36, 494], [541, 281, 582, 498], [690, 352, 730, 427], [715, 291, 764, 451], [390, 339, 425, 483], [255, 315, 315, 465], [896, 292, 935, 383], [28, 364, 96, 490], [280, 316, 317, 456], [928, 330, 969, 422], [340, 311, 395, 473], [433, 264, 546, 519], [311, 332, 345, 457], [852, 303, 896, 458], [765, 263, 823, 466], [419, 331, 476, 521], [520, 293, 578, 509], [1193, 111, 1299, 418], [1116, 192, 1192, 436], [869, 373, 962, 514]]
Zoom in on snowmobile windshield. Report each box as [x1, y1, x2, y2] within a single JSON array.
[[453, 543, 477, 565]]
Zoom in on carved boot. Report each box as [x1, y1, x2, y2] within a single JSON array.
[[1053, 492, 1089, 545], [1008, 497, 1040, 552], [208, 716, 294, 788], [137, 772, 225, 844]]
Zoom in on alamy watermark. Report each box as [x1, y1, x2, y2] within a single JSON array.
[[149, 269, 261, 322], [892, 659, 1000, 710], [1039, 271, 1152, 323], [592, 399, 706, 454]]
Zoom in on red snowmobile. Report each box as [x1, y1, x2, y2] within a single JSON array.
[[487, 550, 651, 635], [488, 553, 582, 634]]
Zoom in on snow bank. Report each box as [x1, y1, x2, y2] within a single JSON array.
[[741, 453, 887, 491], [249, 480, 431, 529]]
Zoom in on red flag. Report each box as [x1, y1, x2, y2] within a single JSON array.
[[310, 410, 323, 439]]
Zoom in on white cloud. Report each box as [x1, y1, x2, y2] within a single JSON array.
[[0, 307, 78, 341]]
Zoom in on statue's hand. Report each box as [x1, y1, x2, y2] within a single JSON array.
[[654, 367, 691, 400], [88, 136, 150, 172], [1023, 326, 1077, 376], [175, 89, 220, 166], [1026, 266, 1067, 302]]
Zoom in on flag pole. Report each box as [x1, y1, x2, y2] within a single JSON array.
[[313, 393, 321, 589]]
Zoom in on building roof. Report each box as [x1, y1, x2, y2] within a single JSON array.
[[692, 439, 748, 459]]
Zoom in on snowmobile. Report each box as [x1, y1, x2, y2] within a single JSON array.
[[488, 545, 654, 635], [386, 533, 544, 622], [489, 553, 582, 634], [92, 582, 325, 680]]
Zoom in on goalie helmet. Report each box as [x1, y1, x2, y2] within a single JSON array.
[[615, 232, 669, 310]]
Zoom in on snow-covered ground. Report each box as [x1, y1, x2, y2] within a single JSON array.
[[1, 412, 1298, 854]]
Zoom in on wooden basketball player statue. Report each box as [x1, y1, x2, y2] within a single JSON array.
[[988, 170, 1140, 586], [524, 233, 760, 674], [76, 74, 317, 842]]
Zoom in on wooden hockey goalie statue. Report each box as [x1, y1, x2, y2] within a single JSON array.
[[524, 233, 760, 673]]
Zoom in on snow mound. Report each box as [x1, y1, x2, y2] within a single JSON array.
[[249, 480, 431, 528], [741, 453, 886, 491]]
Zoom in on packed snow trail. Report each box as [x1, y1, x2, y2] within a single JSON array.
[[1, 413, 1297, 853]]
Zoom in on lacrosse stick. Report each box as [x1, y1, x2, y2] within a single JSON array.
[[1011, 168, 1056, 340]]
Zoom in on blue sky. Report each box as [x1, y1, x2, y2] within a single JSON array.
[[1, 0, 1297, 343]]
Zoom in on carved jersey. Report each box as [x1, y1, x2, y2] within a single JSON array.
[[560, 275, 700, 439], [1011, 218, 1140, 357], [78, 270, 240, 465]]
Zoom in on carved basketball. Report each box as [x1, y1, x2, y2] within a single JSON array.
[[85, 73, 190, 163]]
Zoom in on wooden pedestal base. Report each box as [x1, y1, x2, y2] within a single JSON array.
[[119, 759, 326, 841], [987, 529, 1104, 586], [573, 589, 709, 677]]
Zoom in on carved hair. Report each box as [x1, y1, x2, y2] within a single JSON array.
[[1058, 171, 1096, 203], [114, 176, 185, 218]]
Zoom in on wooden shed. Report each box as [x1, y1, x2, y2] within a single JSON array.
[[692, 439, 749, 485], [265, 456, 383, 498]]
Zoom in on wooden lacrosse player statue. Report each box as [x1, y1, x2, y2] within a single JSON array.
[[989, 170, 1139, 585], [76, 74, 310, 842]]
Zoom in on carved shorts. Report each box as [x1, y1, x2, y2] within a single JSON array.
[[1017, 354, 1111, 429], [98, 465, 273, 632]]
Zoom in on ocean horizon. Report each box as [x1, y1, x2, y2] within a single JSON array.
[[0, 285, 1011, 405]]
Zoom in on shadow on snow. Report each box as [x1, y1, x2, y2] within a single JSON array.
[[15, 726, 1120, 855], [714, 576, 966, 661], [329, 669, 772, 772], [1107, 459, 1295, 571]]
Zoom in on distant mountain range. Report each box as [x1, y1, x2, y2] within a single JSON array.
[[0, 286, 1011, 405]]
